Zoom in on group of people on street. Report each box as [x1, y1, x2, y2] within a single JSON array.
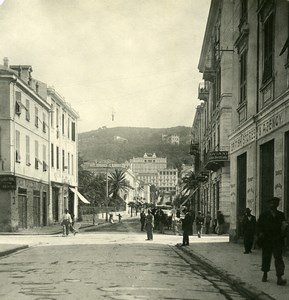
[[242, 197, 288, 286]]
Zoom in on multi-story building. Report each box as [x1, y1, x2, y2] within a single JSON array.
[[229, 0, 289, 240], [190, 0, 233, 226], [158, 168, 178, 194], [130, 153, 167, 187], [0, 59, 80, 231], [47, 87, 80, 224]]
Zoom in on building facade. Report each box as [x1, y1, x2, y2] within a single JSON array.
[[190, 0, 233, 227], [47, 87, 79, 224], [229, 0, 289, 240], [0, 59, 79, 231]]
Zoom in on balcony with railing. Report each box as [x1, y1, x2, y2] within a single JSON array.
[[204, 150, 229, 172], [198, 82, 209, 101], [189, 142, 199, 156]]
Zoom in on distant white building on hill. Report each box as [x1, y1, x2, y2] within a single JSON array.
[[113, 136, 128, 143], [162, 134, 180, 145]]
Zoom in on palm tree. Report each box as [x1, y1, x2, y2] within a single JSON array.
[[108, 169, 132, 206], [181, 171, 198, 195]]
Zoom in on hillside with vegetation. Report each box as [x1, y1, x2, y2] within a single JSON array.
[[78, 126, 192, 170]]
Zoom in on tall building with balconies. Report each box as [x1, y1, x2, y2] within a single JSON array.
[[0, 58, 80, 231], [191, 0, 233, 228]]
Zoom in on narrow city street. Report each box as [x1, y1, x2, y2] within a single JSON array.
[[0, 218, 247, 300]]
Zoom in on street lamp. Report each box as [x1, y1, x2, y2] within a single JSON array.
[[105, 163, 111, 222]]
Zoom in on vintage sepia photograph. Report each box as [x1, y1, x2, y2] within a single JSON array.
[[0, 0, 289, 299]]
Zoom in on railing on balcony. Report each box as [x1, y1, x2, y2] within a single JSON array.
[[189, 142, 199, 156], [204, 150, 229, 172], [198, 82, 209, 101]]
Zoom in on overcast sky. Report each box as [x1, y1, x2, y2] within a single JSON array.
[[0, 0, 210, 133]]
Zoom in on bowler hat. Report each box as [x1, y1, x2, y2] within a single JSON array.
[[245, 208, 251, 213], [268, 197, 281, 203]]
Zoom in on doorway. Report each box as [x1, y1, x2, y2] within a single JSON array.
[[33, 190, 41, 227], [42, 192, 47, 226], [18, 191, 27, 229], [237, 152, 247, 237], [260, 140, 274, 212]]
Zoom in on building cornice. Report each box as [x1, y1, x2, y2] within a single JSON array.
[[198, 0, 220, 72], [48, 87, 79, 119], [0, 73, 51, 111]]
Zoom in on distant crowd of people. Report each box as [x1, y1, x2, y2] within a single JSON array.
[[139, 207, 226, 243]]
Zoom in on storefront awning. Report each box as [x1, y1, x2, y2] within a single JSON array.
[[69, 188, 90, 204]]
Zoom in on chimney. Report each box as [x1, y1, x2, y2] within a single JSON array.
[[3, 57, 8, 68]]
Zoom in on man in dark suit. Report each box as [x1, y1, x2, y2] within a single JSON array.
[[257, 197, 288, 285], [181, 209, 191, 246], [242, 208, 256, 254]]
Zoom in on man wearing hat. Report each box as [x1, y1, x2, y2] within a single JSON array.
[[257, 197, 288, 285], [181, 208, 191, 246], [242, 208, 256, 254]]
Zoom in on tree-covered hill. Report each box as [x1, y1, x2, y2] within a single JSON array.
[[78, 126, 192, 169]]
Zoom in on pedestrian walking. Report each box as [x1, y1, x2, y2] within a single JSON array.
[[140, 209, 146, 231], [109, 210, 114, 223], [181, 209, 191, 246], [145, 209, 154, 240], [117, 213, 122, 223], [205, 211, 211, 234], [257, 197, 288, 285], [242, 208, 256, 254], [216, 210, 225, 235], [61, 209, 77, 236], [196, 211, 204, 238]]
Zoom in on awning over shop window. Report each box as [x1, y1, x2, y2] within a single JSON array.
[[69, 187, 90, 204]]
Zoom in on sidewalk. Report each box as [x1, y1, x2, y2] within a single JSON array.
[[177, 235, 289, 300]]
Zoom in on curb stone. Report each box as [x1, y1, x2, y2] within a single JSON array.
[[0, 245, 29, 257], [176, 244, 275, 300]]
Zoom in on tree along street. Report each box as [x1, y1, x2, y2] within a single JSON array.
[[0, 219, 247, 300]]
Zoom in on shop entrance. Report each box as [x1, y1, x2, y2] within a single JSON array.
[[52, 187, 59, 222], [18, 192, 27, 229], [42, 192, 47, 226], [33, 190, 41, 227], [260, 140, 274, 212], [237, 152, 247, 237]]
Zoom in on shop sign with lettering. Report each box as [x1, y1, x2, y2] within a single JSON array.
[[257, 111, 284, 138], [0, 175, 16, 190], [230, 127, 256, 153], [208, 151, 228, 162]]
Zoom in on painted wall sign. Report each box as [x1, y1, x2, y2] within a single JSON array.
[[230, 127, 256, 153], [257, 111, 284, 138]]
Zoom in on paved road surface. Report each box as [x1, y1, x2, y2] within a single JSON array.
[[0, 219, 246, 300]]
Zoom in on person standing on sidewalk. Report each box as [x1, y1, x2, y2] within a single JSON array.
[[242, 208, 256, 254], [216, 210, 225, 235], [181, 209, 191, 246], [205, 211, 212, 234], [145, 209, 154, 240], [140, 209, 146, 231], [257, 197, 288, 285], [196, 211, 204, 238]]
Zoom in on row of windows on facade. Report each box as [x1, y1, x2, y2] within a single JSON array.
[[15, 130, 74, 174], [15, 92, 76, 141]]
